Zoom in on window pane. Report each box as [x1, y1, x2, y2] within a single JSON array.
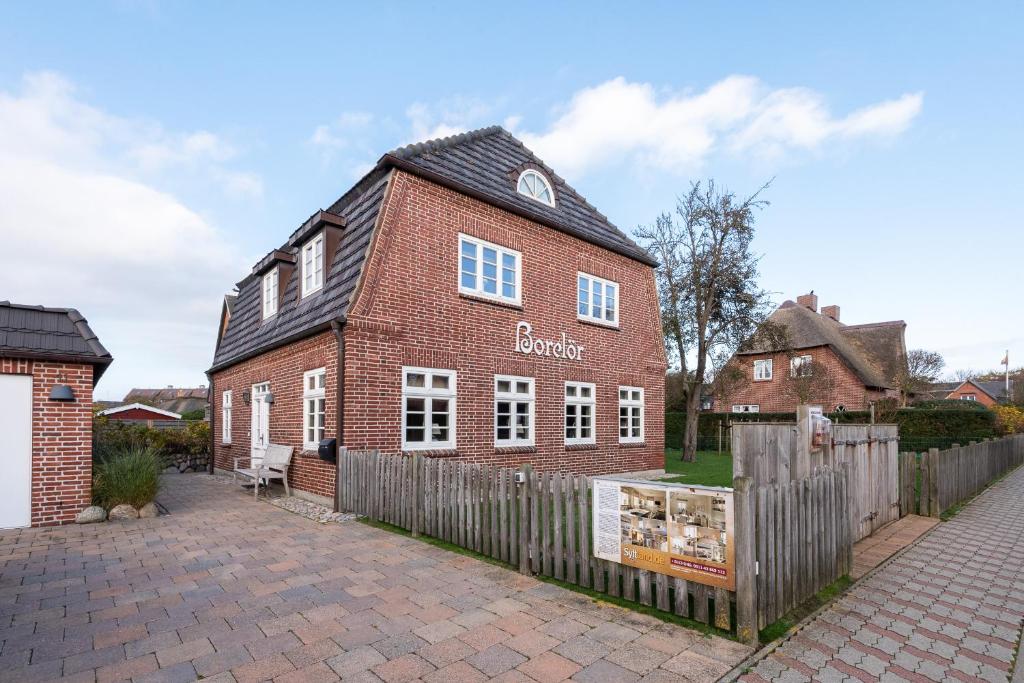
[[515, 381, 529, 394], [497, 380, 511, 393], [632, 390, 641, 401], [580, 386, 591, 398], [497, 427, 511, 440], [566, 385, 577, 397], [461, 240, 476, 257], [619, 389, 627, 400], [515, 402, 529, 416], [406, 373, 425, 388], [497, 401, 511, 416], [605, 285, 616, 321], [406, 397, 425, 413], [431, 398, 449, 413], [431, 375, 449, 390], [406, 428, 424, 442], [592, 281, 602, 316]]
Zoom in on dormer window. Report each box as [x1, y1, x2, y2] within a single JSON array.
[[262, 269, 279, 319], [301, 232, 324, 297], [516, 169, 555, 207]]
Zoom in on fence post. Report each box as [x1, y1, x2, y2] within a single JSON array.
[[840, 461, 853, 575], [733, 475, 758, 647], [927, 448, 940, 518], [411, 454, 420, 538]]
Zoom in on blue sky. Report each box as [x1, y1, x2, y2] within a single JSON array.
[[1, 2, 1021, 399]]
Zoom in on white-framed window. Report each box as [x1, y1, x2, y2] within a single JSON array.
[[402, 367, 456, 450], [301, 232, 325, 297], [618, 386, 644, 443], [961, 393, 977, 401], [221, 390, 232, 443], [262, 269, 279, 319], [516, 169, 555, 207], [303, 368, 326, 450], [494, 376, 534, 447], [577, 272, 619, 326], [753, 359, 772, 381], [565, 381, 596, 445], [790, 355, 813, 377], [732, 404, 760, 413], [458, 234, 521, 304]]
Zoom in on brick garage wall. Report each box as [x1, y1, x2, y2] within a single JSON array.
[[341, 170, 667, 475], [211, 332, 338, 500], [1, 358, 94, 526], [719, 346, 871, 413]]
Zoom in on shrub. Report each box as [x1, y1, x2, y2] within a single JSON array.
[[93, 418, 210, 460], [93, 446, 164, 509], [180, 408, 206, 421], [993, 405, 1024, 435]]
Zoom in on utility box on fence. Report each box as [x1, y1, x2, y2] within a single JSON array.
[[811, 414, 832, 453]]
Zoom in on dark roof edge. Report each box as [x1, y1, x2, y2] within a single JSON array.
[[208, 319, 342, 375], [0, 349, 113, 381], [380, 154, 658, 268]]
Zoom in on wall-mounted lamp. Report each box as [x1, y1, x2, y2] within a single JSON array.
[[49, 372, 76, 402]]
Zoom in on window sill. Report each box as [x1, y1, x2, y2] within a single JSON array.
[[494, 445, 536, 454], [298, 448, 322, 457], [459, 292, 523, 310], [401, 448, 459, 457], [566, 442, 598, 451], [221, 442, 232, 447], [577, 316, 620, 331], [618, 441, 647, 448], [753, 378, 772, 383]]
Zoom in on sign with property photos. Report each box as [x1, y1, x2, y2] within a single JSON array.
[[592, 477, 736, 591]]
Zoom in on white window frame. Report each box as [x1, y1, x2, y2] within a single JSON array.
[[262, 269, 279, 319], [516, 169, 555, 207], [732, 404, 760, 413], [303, 368, 326, 451], [494, 375, 535, 447], [301, 232, 325, 297], [401, 367, 457, 450], [790, 355, 813, 377], [564, 381, 596, 445], [618, 386, 644, 444], [577, 272, 619, 327], [221, 390, 232, 444], [458, 233, 522, 305], [753, 359, 772, 381], [961, 393, 976, 401]]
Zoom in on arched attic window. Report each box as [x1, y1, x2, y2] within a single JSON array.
[[516, 169, 555, 207]]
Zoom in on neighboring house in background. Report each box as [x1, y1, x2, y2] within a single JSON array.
[[943, 379, 1013, 407], [718, 292, 907, 413], [98, 402, 183, 427], [210, 126, 667, 508], [0, 301, 112, 528], [914, 381, 959, 402], [122, 386, 209, 416]]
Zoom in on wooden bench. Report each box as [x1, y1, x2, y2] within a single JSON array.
[[233, 444, 293, 499]]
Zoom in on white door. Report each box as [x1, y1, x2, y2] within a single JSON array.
[[250, 382, 270, 466], [0, 375, 32, 528]]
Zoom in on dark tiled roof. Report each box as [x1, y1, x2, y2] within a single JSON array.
[[953, 379, 1013, 402], [211, 126, 657, 372], [210, 172, 389, 371], [0, 301, 112, 380], [384, 127, 655, 266], [738, 301, 907, 389]]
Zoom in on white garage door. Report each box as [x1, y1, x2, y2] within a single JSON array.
[[0, 374, 32, 528]]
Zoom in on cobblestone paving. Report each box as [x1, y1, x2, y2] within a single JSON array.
[[0, 474, 751, 682], [742, 466, 1024, 683]]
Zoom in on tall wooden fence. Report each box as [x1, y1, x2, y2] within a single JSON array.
[[732, 417, 898, 543], [899, 434, 1024, 518]]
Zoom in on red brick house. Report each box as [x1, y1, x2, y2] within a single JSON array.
[[0, 301, 112, 527], [209, 127, 667, 506], [718, 292, 906, 413], [943, 379, 1011, 407], [98, 402, 182, 424]]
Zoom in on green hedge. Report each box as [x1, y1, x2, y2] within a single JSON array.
[[666, 407, 997, 451]]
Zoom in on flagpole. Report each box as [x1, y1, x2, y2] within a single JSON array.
[[1007, 350, 1010, 398]]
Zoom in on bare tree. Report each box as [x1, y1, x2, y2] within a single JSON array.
[[950, 367, 976, 383], [894, 349, 945, 406], [783, 357, 837, 407], [636, 180, 775, 462]]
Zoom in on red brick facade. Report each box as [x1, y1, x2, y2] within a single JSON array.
[[1, 358, 94, 526], [719, 346, 892, 413], [104, 406, 179, 421], [211, 169, 667, 501], [945, 381, 998, 407]]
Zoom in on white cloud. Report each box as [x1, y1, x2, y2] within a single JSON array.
[[512, 76, 923, 176], [0, 71, 249, 398]]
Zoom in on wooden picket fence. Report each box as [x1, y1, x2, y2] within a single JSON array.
[[338, 449, 738, 632], [752, 466, 852, 630], [899, 434, 1024, 518]]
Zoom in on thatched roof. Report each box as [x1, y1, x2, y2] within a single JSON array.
[[738, 300, 906, 390]]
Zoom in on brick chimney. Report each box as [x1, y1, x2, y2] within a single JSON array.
[[796, 291, 818, 313], [822, 305, 840, 322]]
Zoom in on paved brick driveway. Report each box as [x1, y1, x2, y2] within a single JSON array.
[[0, 474, 750, 682], [742, 466, 1024, 683]]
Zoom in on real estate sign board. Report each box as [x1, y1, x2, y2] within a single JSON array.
[[592, 477, 736, 591]]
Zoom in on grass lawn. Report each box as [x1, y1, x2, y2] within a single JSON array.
[[662, 449, 734, 487]]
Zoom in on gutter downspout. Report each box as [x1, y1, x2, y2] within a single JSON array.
[[205, 372, 215, 474], [330, 320, 345, 512]]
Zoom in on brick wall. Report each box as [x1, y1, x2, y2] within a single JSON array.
[[1, 357, 94, 526], [211, 332, 339, 500], [719, 346, 877, 413], [946, 384, 997, 407], [342, 170, 667, 475]]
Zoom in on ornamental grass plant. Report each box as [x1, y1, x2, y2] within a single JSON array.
[[92, 446, 164, 509]]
